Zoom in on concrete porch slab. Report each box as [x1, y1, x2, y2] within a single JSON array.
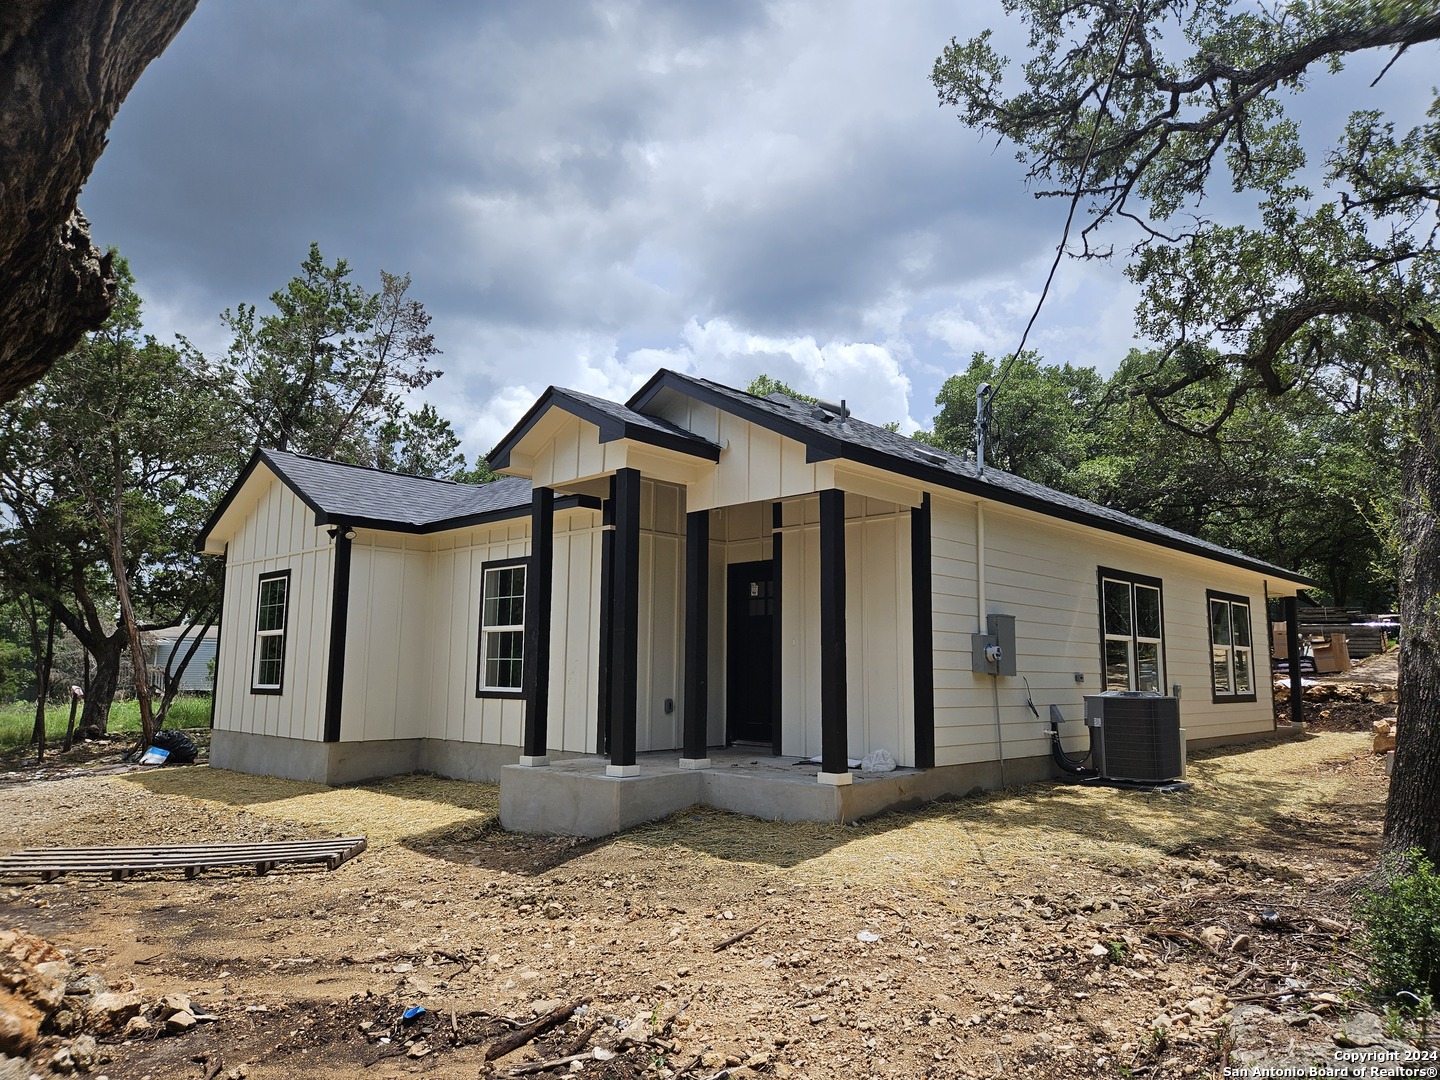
[[498, 747, 1055, 837]]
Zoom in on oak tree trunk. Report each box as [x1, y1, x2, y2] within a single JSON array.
[[1383, 363, 1440, 865], [0, 0, 197, 402], [76, 631, 122, 739]]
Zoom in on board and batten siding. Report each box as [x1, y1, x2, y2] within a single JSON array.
[[644, 393, 829, 512], [928, 492, 1277, 769], [340, 535, 432, 743], [706, 493, 913, 764], [213, 476, 334, 742], [424, 485, 684, 755]]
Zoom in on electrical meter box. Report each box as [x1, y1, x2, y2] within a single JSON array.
[[970, 613, 1017, 676]]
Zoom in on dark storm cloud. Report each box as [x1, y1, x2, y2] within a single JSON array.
[[92, 0, 1393, 451]]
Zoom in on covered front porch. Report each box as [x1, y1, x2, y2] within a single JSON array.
[[489, 383, 942, 832]]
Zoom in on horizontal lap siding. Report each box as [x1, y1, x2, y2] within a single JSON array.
[[214, 477, 332, 742], [929, 493, 1276, 768]]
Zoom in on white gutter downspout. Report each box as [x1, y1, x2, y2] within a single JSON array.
[[977, 499, 1005, 785], [976, 500, 987, 631]]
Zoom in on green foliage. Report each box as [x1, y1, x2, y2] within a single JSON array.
[[0, 696, 211, 751], [931, 1, 1440, 632], [921, 351, 1107, 490], [916, 347, 1397, 608], [1357, 850, 1440, 1004], [205, 243, 471, 477], [746, 374, 817, 404]]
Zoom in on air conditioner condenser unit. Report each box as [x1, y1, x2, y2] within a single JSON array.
[[1083, 692, 1186, 783]]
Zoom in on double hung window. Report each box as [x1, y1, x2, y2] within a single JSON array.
[[252, 570, 290, 694], [1099, 569, 1165, 693], [477, 559, 528, 694], [1208, 592, 1256, 701]]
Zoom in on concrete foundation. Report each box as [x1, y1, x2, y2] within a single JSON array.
[[499, 749, 1056, 837], [210, 729, 574, 785]]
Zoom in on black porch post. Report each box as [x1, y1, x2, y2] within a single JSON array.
[[521, 486, 555, 762], [1284, 594, 1304, 728], [608, 468, 642, 775], [595, 479, 616, 755], [323, 526, 353, 744], [818, 488, 850, 784], [681, 507, 710, 766], [911, 494, 935, 769]]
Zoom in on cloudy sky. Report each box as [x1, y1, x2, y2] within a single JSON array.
[[79, 0, 1432, 459]]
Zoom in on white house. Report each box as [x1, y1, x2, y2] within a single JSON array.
[[198, 370, 1314, 834]]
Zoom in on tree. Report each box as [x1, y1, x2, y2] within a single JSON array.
[[0, 0, 197, 402], [746, 374, 818, 404], [205, 244, 449, 465], [934, 1, 1440, 860], [920, 351, 1108, 488], [0, 258, 237, 741]]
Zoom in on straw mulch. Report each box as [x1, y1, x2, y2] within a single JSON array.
[[123, 732, 1371, 881], [615, 732, 1374, 888], [128, 769, 500, 848]]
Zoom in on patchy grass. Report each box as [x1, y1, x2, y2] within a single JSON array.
[[0, 696, 212, 750]]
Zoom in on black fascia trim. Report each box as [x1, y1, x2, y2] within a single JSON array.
[[475, 555, 531, 699], [1206, 589, 1259, 704], [1096, 566, 1169, 694], [249, 568, 292, 696], [627, 370, 1318, 588], [307, 492, 598, 537], [310, 503, 531, 535], [487, 386, 565, 472], [199, 448, 331, 552], [487, 385, 721, 471], [197, 448, 264, 551]]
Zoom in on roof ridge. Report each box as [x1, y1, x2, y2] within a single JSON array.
[[262, 446, 480, 487]]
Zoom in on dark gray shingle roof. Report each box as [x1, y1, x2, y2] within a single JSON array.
[[259, 449, 532, 531], [630, 370, 1316, 585]]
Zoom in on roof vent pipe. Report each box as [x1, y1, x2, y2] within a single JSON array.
[[975, 382, 993, 475], [816, 398, 849, 421]]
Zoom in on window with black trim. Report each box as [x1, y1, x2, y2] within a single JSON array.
[[477, 558, 527, 695], [1208, 591, 1256, 702], [252, 570, 290, 694], [1098, 568, 1165, 693]]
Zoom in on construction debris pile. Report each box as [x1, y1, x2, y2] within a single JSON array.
[[0, 929, 211, 1077]]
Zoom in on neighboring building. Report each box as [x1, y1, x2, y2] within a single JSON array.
[[198, 370, 1314, 834], [147, 625, 218, 694]]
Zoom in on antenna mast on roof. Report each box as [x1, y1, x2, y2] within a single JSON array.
[[975, 382, 992, 474]]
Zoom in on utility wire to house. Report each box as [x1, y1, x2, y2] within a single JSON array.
[[978, 7, 1139, 470]]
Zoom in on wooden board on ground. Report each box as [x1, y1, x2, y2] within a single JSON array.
[[0, 836, 367, 881]]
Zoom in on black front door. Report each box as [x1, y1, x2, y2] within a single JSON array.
[[726, 560, 775, 744]]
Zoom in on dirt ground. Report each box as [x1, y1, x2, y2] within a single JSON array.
[[0, 664, 1431, 1079]]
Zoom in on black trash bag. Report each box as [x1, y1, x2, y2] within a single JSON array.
[[150, 728, 198, 764]]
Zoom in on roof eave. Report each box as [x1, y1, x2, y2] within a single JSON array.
[[629, 371, 1318, 589]]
